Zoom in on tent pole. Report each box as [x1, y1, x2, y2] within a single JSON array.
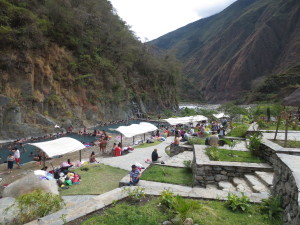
[[133, 136, 135, 145], [79, 150, 82, 162], [144, 133, 145, 141], [121, 134, 123, 146], [43, 152, 46, 169]]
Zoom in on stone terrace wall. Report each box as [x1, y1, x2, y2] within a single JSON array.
[[272, 153, 300, 225], [169, 144, 193, 157], [193, 145, 272, 187], [260, 139, 300, 165]]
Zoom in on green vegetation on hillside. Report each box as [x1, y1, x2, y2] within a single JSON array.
[[0, 0, 181, 123]]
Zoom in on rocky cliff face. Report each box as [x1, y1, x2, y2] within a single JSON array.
[[150, 0, 300, 102], [0, 0, 180, 139]]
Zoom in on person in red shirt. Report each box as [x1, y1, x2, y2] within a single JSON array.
[[115, 143, 122, 157]]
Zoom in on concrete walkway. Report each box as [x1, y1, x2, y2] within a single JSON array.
[[97, 137, 173, 171]]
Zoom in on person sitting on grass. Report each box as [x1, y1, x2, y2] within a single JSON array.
[[89, 151, 97, 163], [129, 164, 140, 186]]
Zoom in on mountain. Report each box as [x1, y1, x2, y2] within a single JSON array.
[[149, 0, 300, 103], [0, 0, 181, 138]]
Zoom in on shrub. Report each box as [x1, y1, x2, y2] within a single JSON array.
[[257, 119, 267, 129], [123, 187, 145, 202], [225, 193, 250, 212], [171, 196, 201, 220], [248, 133, 262, 156], [205, 146, 220, 161], [160, 189, 175, 208], [6, 189, 64, 224], [260, 196, 283, 219], [183, 160, 192, 172]]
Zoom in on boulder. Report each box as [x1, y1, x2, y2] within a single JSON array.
[[35, 113, 56, 126], [183, 218, 194, 225], [3, 173, 59, 198]]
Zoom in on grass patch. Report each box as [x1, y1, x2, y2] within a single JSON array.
[[79, 197, 281, 225], [60, 164, 128, 195], [206, 147, 265, 163], [187, 137, 206, 145], [272, 140, 300, 148], [141, 165, 193, 186], [135, 140, 162, 148], [228, 124, 249, 137]]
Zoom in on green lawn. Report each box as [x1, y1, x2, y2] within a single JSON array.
[[272, 140, 300, 148], [206, 147, 265, 163], [60, 164, 128, 195], [135, 140, 162, 148], [187, 137, 206, 145], [80, 197, 281, 225], [141, 165, 193, 186], [228, 124, 249, 137], [259, 122, 300, 131]]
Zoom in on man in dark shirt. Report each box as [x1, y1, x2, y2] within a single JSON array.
[[151, 149, 161, 163]]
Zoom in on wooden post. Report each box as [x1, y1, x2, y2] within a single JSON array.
[[79, 150, 82, 162], [274, 115, 281, 141], [43, 152, 46, 169], [144, 133, 146, 141], [284, 118, 289, 147]]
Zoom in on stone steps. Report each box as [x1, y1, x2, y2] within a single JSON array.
[[244, 174, 270, 193], [218, 181, 236, 192], [254, 171, 273, 187], [232, 177, 253, 193]]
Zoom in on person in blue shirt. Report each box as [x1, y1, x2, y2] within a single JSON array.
[[129, 165, 140, 186]]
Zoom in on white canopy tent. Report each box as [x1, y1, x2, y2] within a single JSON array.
[[213, 113, 230, 119], [115, 122, 158, 138], [163, 115, 208, 126], [27, 137, 86, 158], [115, 122, 158, 145]]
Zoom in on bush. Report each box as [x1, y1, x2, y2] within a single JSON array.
[[123, 187, 145, 202], [205, 146, 220, 161], [260, 196, 283, 219], [183, 160, 192, 172], [225, 193, 250, 212], [171, 196, 202, 220], [248, 133, 262, 156], [257, 119, 267, 129], [6, 189, 64, 224], [160, 189, 175, 208]]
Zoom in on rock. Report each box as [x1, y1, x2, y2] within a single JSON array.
[[170, 216, 182, 225], [35, 113, 56, 126], [0, 95, 10, 107], [183, 218, 193, 225], [0, 197, 17, 225], [3, 173, 59, 198], [162, 221, 172, 225]]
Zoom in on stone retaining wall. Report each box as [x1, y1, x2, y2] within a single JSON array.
[[272, 153, 300, 225], [193, 145, 272, 187], [259, 139, 300, 165], [169, 144, 193, 157]]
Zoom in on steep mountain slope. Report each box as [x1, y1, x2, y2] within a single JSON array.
[[0, 0, 181, 138], [150, 0, 300, 102]]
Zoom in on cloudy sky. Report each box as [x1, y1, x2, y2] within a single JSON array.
[[109, 0, 237, 41]]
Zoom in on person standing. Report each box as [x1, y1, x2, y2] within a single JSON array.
[[129, 165, 141, 186], [12, 147, 21, 169], [7, 154, 15, 173]]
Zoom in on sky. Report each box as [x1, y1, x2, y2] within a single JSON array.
[[109, 0, 238, 41]]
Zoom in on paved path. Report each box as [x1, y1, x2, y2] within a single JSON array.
[[164, 151, 193, 167], [96, 137, 173, 171], [262, 131, 300, 141]]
